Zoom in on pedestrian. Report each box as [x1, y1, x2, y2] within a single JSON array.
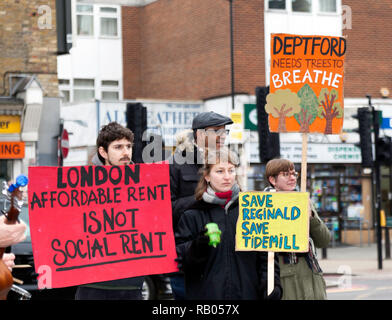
[[169, 111, 233, 300], [75, 122, 145, 300], [264, 158, 331, 300], [175, 148, 282, 300]]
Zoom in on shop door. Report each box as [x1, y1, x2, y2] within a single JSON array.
[[310, 177, 341, 241]]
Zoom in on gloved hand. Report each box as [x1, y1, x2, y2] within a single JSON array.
[[259, 279, 282, 300], [2, 253, 16, 272]]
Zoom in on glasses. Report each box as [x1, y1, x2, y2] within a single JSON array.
[[205, 129, 230, 136], [279, 171, 299, 179]]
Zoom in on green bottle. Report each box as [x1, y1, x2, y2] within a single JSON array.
[[205, 223, 222, 248]]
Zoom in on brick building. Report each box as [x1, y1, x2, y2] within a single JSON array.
[[342, 0, 392, 98], [0, 0, 59, 97]]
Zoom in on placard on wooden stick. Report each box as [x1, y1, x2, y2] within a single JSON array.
[[28, 163, 178, 289], [235, 191, 309, 295], [268, 33, 346, 135]]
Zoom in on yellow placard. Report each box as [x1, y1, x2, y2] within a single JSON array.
[[236, 191, 309, 253], [0, 115, 21, 134]]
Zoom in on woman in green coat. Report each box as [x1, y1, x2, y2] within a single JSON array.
[[265, 158, 331, 300]]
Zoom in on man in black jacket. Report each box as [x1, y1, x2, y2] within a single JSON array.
[[169, 111, 233, 300]]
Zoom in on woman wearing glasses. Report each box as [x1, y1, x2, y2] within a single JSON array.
[[264, 158, 331, 300]]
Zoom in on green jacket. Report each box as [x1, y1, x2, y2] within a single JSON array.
[[279, 202, 331, 300]]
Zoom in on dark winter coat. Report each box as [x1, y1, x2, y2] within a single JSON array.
[[175, 197, 282, 300], [169, 141, 204, 230]]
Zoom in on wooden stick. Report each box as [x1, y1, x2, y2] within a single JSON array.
[[13, 277, 23, 285], [301, 133, 308, 192], [267, 251, 275, 295]]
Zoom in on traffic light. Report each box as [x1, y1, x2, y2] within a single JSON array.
[[353, 107, 373, 167], [255, 86, 280, 163], [126, 102, 147, 163], [376, 136, 392, 165]]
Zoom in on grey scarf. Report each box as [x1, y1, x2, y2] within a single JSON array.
[[202, 184, 240, 212]]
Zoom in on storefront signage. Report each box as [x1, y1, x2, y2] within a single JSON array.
[[381, 117, 392, 129], [249, 142, 361, 164], [0, 115, 21, 134], [280, 143, 361, 163], [244, 104, 258, 131], [0, 141, 25, 159]]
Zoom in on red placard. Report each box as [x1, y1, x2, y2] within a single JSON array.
[[28, 163, 178, 289]]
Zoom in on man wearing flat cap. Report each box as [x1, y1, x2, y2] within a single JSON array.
[[169, 111, 233, 300]]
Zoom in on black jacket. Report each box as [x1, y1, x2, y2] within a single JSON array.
[[169, 146, 203, 230], [175, 199, 282, 300]]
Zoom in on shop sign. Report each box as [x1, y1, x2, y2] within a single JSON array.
[[248, 142, 361, 164], [280, 143, 361, 163], [381, 117, 392, 129], [0, 115, 21, 134], [0, 141, 25, 159], [99, 102, 203, 146], [244, 104, 258, 131]]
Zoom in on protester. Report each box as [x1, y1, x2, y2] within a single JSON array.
[[169, 111, 233, 300], [265, 158, 331, 300], [75, 122, 145, 300], [175, 148, 282, 300]]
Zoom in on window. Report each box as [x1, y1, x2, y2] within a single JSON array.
[[101, 80, 119, 101], [292, 0, 312, 12], [59, 79, 70, 103], [319, 0, 336, 12], [268, 0, 286, 9], [99, 7, 118, 37], [73, 79, 95, 102], [102, 92, 119, 100], [76, 4, 94, 36]]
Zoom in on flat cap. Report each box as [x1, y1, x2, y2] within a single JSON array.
[[192, 111, 233, 129]]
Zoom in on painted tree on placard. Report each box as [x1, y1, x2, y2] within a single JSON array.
[[294, 84, 319, 133], [318, 88, 343, 134], [265, 89, 301, 132]]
